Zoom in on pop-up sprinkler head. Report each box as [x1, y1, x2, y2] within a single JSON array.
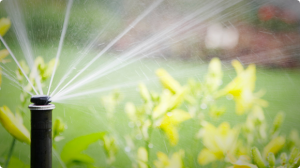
[[29, 95, 55, 168], [31, 95, 52, 105]]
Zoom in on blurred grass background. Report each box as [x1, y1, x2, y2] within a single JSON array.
[[0, 45, 299, 167]]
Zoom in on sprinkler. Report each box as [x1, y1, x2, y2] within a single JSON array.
[[28, 95, 54, 168]]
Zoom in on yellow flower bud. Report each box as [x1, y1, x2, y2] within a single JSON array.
[[138, 147, 148, 168], [263, 136, 285, 158], [0, 106, 30, 144], [0, 49, 9, 62], [231, 60, 244, 75], [289, 148, 299, 165], [267, 152, 275, 167], [0, 18, 11, 36], [139, 83, 151, 102], [159, 109, 191, 146], [271, 112, 284, 135], [251, 147, 266, 168], [205, 57, 223, 92], [125, 102, 137, 121], [156, 69, 181, 94]]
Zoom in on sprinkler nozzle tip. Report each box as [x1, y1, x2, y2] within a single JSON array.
[[31, 95, 51, 105]]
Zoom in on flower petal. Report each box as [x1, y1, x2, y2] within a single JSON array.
[[156, 69, 181, 94], [0, 106, 30, 144], [198, 148, 218, 165], [0, 18, 11, 36], [138, 147, 148, 168], [263, 136, 285, 158], [0, 49, 9, 62]]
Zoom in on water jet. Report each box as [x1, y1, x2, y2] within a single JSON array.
[[28, 95, 54, 168]]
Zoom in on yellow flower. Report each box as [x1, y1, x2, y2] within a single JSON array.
[[263, 136, 285, 158], [152, 88, 186, 119], [154, 150, 184, 168], [159, 109, 191, 146], [218, 60, 267, 115], [228, 154, 258, 168], [139, 83, 151, 103], [0, 49, 9, 63], [138, 147, 148, 168], [205, 57, 223, 92], [198, 148, 220, 165], [31, 56, 58, 81], [0, 106, 30, 144], [198, 122, 238, 165], [0, 18, 11, 36], [156, 69, 182, 94]]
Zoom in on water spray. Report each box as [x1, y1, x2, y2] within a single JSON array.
[[28, 95, 54, 168]]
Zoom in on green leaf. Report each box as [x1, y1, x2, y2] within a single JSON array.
[[252, 147, 266, 168], [267, 152, 275, 167], [271, 112, 284, 135], [7, 156, 29, 168], [61, 132, 106, 165], [289, 148, 299, 166]]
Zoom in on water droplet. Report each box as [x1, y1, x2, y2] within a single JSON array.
[[201, 103, 207, 109], [148, 143, 153, 148], [128, 122, 134, 128], [135, 134, 142, 140], [219, 80, 223, 85], [155, 122, 160, 127], [125, 146, 131, 152], [226, 94, 233, 100]]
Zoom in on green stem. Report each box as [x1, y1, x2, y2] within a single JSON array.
[[145, 115, 154, 168], [145, 133, 153, 168], [4, 138, 16, 168]]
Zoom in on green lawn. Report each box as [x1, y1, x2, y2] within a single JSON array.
[[0, 44, 300, 168]]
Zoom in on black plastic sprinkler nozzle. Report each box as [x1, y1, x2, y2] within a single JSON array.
[[31, 95, 52, 105], [29, 95, 55, 168]]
